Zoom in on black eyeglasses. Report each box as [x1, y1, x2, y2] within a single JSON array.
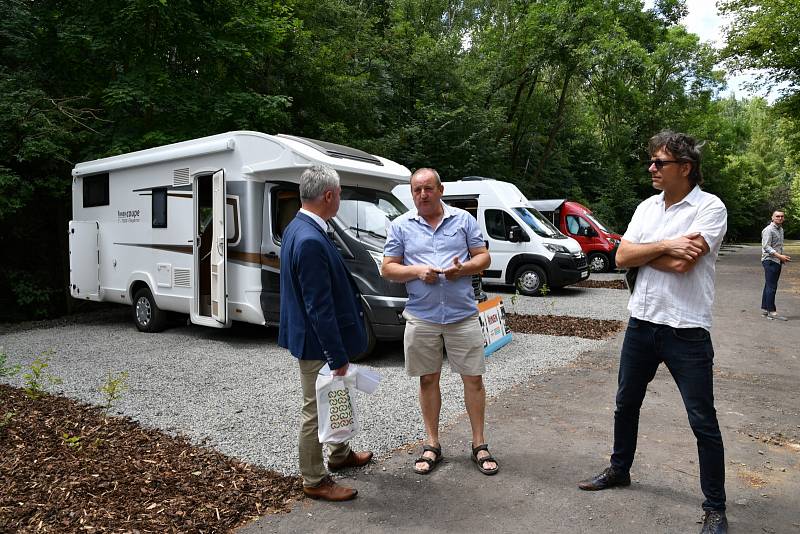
[[645, 159, 684, 170]]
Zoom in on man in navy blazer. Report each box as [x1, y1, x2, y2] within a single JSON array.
[[278, 164, 373, 502]]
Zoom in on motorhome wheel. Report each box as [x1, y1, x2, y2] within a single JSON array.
[[515, 264, 546, 296], [588, 252, 611, 273], [132, 287, 168, 333], [350, 317, 376, 362]]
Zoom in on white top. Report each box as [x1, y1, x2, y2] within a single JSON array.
[[299, 208, 327, 231], [623, 186, 727, 330]]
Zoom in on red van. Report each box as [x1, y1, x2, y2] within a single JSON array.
[[528, 199, 621, 272]]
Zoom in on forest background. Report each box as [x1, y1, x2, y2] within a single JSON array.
[[1, 0, 798, 320]]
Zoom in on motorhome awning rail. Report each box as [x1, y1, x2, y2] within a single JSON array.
[[73, 138, 236, 177]]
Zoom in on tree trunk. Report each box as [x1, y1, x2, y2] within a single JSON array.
[[510, 67, 540, 168], [530, 66, 573, 183]]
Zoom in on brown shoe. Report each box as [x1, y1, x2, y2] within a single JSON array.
[[302, 476, 358, 501], [327, 450, 374, 471]]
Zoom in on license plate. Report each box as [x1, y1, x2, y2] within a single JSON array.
[[581, 270, 589, 278]]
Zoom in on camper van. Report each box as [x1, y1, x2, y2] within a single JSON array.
[[392, 177, 589, 295], [527, 199, 622, 272], [69, 131, 411, 358]]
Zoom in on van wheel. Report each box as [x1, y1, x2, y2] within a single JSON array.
[[588, 253, 611, 273], [132, 287, 167, 333], [515, 264, 546, 296], [350, 317, 376, 362]]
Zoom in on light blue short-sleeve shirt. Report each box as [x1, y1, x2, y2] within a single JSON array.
[[385, 203, 485, 324]]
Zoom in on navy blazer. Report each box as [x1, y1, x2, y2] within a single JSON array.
[[278, 212, 367, 369]]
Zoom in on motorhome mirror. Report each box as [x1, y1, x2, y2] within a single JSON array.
[[508, 225, 528, 242]]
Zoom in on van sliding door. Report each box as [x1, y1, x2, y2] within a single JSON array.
[[211, 170, 228, 325]]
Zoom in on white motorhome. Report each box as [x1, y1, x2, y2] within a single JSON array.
[[393, 177, 589, 295], [69, 131, 411, 357]]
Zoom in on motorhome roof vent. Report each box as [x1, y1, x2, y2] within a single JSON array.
[[277, 134, 383, 166], [462, 176, 493, 181], [173, 168, 191, 187]]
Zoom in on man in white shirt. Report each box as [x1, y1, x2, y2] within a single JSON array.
[[578, 131, 729, 534]]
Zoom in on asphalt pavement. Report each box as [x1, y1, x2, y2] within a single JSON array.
[[238, 245, 800, 534]]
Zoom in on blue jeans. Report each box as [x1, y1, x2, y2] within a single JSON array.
[[611, 317, 726, 512], [761, 260, 782, 312]]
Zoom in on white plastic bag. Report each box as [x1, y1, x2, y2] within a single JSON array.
[[354, 365, 381, 394], [316, 373, 359, 444], [318, 363, 382, 394]]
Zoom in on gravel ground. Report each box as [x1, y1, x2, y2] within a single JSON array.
[[485, 272, 629, 318], [0, 279, 630, 476]]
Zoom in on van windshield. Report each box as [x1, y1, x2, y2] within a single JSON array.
[[337, 186, 408, 240], [512, 207, 565, 239], [584, 212, 611, 233]]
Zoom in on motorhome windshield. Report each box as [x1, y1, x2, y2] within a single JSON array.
[[584, 212, 610, 233], [337, 186, 408, 239], [512, 207, 564, 239]]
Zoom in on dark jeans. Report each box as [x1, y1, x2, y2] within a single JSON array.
[[761, 260, 782, 312], [610, 317, 726, 512]]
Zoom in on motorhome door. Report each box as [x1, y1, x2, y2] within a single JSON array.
[[211, 170, 228, 324], [68, 220, 101, 301], [192, 170, 228, 327]]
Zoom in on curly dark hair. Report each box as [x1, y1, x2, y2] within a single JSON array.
[[648, 130, 704, 186]]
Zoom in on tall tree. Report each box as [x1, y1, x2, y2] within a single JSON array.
[[720, 0, 800, 124], [0, 0, 296, 318]]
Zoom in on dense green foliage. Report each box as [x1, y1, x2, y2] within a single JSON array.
[[720, 0, 800, 123], [1, 0, 798, 319]]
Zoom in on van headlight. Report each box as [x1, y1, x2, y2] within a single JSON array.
[[368, 250, 384, 271], [544, 243, 570, 254]]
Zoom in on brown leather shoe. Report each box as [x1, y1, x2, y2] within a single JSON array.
[[302, 476, 358, 501], [327, 450, 374, 471]]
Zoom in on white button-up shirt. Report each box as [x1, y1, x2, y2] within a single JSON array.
[[298, 208, 327, 231], [623, 186, 727, 330]]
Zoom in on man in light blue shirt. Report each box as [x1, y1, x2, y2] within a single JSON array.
[[382, 168, 498, 476]]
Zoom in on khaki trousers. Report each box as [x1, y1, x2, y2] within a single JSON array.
[[298, 359, 352, 487]]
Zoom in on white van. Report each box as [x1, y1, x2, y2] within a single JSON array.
[[392, 177, 589, 295], [69, 131, 411, 357]]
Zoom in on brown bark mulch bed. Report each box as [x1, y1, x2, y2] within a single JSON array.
[[572, 279, 627, 290], [506, 313, 624, 340], [0, 384, 302, 533]]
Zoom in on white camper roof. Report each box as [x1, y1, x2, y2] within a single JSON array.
[[440, 177, 528, 207], [72, 131, 410, 190], [392, 177, 531, 210]]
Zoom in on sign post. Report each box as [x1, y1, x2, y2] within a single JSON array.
[[477, 296, 512, 356]]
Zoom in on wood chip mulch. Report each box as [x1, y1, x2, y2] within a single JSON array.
[[572, 279, 627, 290], [0, 384, 303, 533], [506, 313, 624, 340]]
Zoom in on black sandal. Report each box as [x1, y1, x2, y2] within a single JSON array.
[[413, 444, 443, 475], [471, 443, 499, 475]]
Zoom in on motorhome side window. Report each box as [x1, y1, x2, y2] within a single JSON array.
[[152, 188, 167, 228], [273, 188, 301, 242], [443, 198, 478, 220], [485, 209, 517, 241], [82, 173, 109, 207]]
